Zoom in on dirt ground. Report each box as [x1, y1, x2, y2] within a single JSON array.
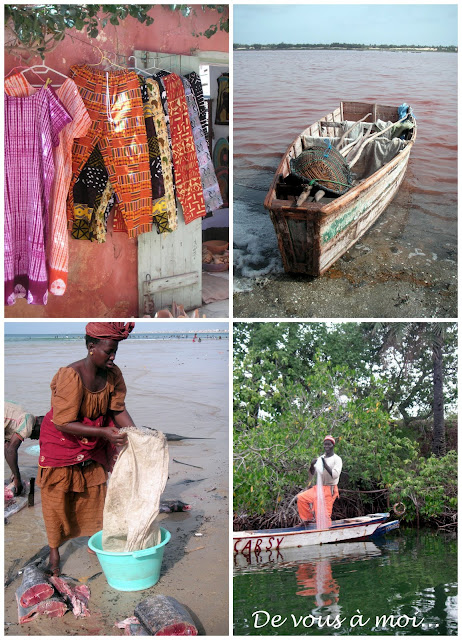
[[5, 432, 229, 635]]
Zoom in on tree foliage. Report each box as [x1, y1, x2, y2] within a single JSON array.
[[233, 322, 457, 425], [233, 322, 457, 529], [5, 4, 228, 61]]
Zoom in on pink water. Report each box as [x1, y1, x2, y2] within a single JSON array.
[[234, 49, 457, 282]]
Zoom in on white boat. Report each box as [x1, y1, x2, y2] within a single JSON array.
[[233, 513, 390, 554]]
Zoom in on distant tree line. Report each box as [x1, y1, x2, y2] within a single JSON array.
[[234, 42, 457, 52]]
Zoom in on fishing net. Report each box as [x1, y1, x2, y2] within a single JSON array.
[[290, 143, 352, 196], [102, 426, 169, 552]]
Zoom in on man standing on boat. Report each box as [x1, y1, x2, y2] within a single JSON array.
[[297, 435, 342, 527]]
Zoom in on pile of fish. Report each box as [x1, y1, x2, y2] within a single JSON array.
[[15, 565, 90, 624], [117, 595, 198, 636]]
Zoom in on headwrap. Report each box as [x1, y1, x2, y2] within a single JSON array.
[[85, 322, 135, 341], [324, 435, 336, 445]]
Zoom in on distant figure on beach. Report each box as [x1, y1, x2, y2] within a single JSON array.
[[4, 401, 43, 496], [37, 322, 139, 576], [296, 435, 342, 527]]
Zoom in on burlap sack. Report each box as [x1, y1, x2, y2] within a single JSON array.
[[102, 426, 169, 552]]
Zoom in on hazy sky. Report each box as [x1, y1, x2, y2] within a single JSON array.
[[4, 322, 228, 334], [234, 4, 457, 46]]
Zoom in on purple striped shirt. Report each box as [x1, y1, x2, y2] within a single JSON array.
[[5, 86, 72, 306]]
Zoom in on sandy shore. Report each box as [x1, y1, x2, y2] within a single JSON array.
[[4, 337, 229, 635]]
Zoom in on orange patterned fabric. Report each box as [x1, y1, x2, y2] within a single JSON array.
[[162, 73, 206, 224], [4, 73, 91, 296], [68, 65, 152, 238], [37, 462, 107, 548]]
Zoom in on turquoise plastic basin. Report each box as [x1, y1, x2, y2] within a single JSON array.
[[88, 527, 171, 591]]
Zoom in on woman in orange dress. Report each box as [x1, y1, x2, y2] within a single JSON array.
[[37, 322, 137, 575]]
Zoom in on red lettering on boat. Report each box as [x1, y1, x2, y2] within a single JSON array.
[[241, 539, 252, 553], [255, 538, 262, 553], [265, 537, 274, 551], [276, 537, 284, 549]]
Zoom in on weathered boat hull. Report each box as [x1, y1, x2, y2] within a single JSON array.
[[233, 513, 389, 553], [264, 101, 416, 276]]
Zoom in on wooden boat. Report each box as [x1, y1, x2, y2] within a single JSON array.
[[264, 101, 417, 276], [233, 512, 390, 553]]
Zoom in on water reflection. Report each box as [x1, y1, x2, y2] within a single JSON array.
[[235, 541, 381, 613], [233, 531, 457, 635]]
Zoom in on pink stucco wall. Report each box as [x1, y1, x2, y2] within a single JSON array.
[[5, 5, 228, 318]]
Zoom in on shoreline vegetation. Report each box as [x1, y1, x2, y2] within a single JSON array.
[[234, 43, 457, 52]]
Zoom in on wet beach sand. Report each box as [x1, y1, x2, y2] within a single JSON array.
[[4, 337, 229, 635]]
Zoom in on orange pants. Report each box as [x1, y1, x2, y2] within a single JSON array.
[[297, 485, 339, 523]]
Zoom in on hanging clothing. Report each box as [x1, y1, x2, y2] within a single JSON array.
[[72, 145, 116, 242], [5, 74, 91, 297], [185, 71, 208, 141], [215, 73, 229, 125], [162, 73, 207, 224], [68, 65, 152, 238], [138, 76, 169, 233], [138, 77, 165, 201], [5, 75, 91, 296], [181, 76, 223, 214], [151, 73, 176, 195], [72, 74, 175, 240], [5, 86, 72, 306], [145, 78, 178, 232]]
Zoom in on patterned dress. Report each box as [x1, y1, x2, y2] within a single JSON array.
[[5, 86, 72, 305], [5, 75, 92, 297], [181, 76, 223, 214], [162, 73, 207, 224]]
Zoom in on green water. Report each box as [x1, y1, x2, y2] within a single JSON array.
[[233, 530, 457, 635]]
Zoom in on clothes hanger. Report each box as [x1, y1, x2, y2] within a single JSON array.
[[5, 65, 45, 86], [130, 55, 173, 75], [126, 55, 150, 76], [87, 46, 127, 71], [20, 64, 68, 88], [5, 65, 29, 79]]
